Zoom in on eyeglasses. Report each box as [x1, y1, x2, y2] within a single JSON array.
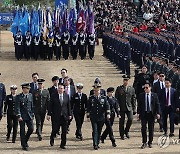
[[159, 75, 165, 77], [61, 72, 66, 74], [144, 87, 149, 89]]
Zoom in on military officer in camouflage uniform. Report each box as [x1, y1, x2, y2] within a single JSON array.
[[33, 79, 50, 141], [15, 83, 34, 151], [87, 83, 110, 150], [115, 75, 136, 140]]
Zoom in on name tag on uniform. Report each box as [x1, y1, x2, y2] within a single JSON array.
[[9, 98, 13, 101], [75, 97, 79, 99]]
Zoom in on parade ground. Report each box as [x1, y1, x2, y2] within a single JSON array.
[[0, 31, 179, 154]]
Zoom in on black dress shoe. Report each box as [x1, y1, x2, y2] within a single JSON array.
[[112, 142, 117, 147], [120, 136, 125, 140], [38, 136, 42, 141], [169, 133, 175, 137], [22, 147, 28, 151], [141, 143, 147, 149], [148, 144, 152, 148], [94, 146, 98, 150], [60, 145, 66, 149], [125, 132, 130, 139], [12, 140, 16, 143], [6, 136, 10, 141], [101, 138, 104, 143], [25, 143, 29, 148], [50, 139, 54, 146]]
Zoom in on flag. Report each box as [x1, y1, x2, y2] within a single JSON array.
[[19, 10, 29, 36], [76, 9, 85, 33], [88, 6, 95, 34], [11, 10, 19, 35], [69, 8, 77, 36]]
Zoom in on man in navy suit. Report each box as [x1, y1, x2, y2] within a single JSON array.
[[47, 84, 72, 149], [29, 73, 39, 94], [137, 82, 160, 149], [64, 76, 76, 132], [153, 72, 165, 132], [159, 78, 179, 137]]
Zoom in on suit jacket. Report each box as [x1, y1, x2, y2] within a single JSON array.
[[153, 81, 163, 98], [65, 85, 76, 100], [71, 93, 87, 115], [15, 93, 34, 120], [33, 89, 50, 114], [48, 86, 58, 97], [0, 83, 6, 117], [29, 82, 38, 93], [48, 93, 71, 121], [59, 77, 74, 86], [115, 85, 136, 112], [137, 92, 160, 118], [4, 94, 17, 116], [159, 88, 179, 112]]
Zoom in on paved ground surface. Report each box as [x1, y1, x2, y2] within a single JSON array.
[[0, 31, 179, 154]]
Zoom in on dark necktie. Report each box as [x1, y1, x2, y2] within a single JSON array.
[[161, 82, 164, 89], [147, 94, 150, 113], [60, 95, 63, 106], [166, 89, 169, 106]]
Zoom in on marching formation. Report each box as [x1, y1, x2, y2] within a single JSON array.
[[11, 2, 96, 60]]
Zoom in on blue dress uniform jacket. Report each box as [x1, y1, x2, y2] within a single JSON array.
[[87, 95, 110, 121]]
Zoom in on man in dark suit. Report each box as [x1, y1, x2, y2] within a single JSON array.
[[64, 77, 76, 100], [71, 83, 87, 140], [33, 79, 50, 141], [47, 84, 72, 149], [48, 76, 59, 97], [15, 83, 34, 151], [0, 73, 6, 121], [59, 68, 74, 86], [115, 75, 136, 140], [29, 73, 39, 94], [3, 85, 18, 143], [159, 78, 179, 137], [64, 76, 76, 133], [137, 82, 160, 149], [153, 72, 165, 132]]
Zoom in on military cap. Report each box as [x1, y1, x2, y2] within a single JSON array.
[[107, 87, 114, 93], [37, 79, 45, 84], [52, 76, 59, 81], [21, 83, 30, 89], [76, 83, 83, 88], [94, 78, 101, 84], [122, 75, 130, 80], [92, 83, 101, 88], [10, 85, 17, 89]]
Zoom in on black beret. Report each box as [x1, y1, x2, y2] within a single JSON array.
[[52, 76, 59, 81], [107, 87, 114, 92]]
